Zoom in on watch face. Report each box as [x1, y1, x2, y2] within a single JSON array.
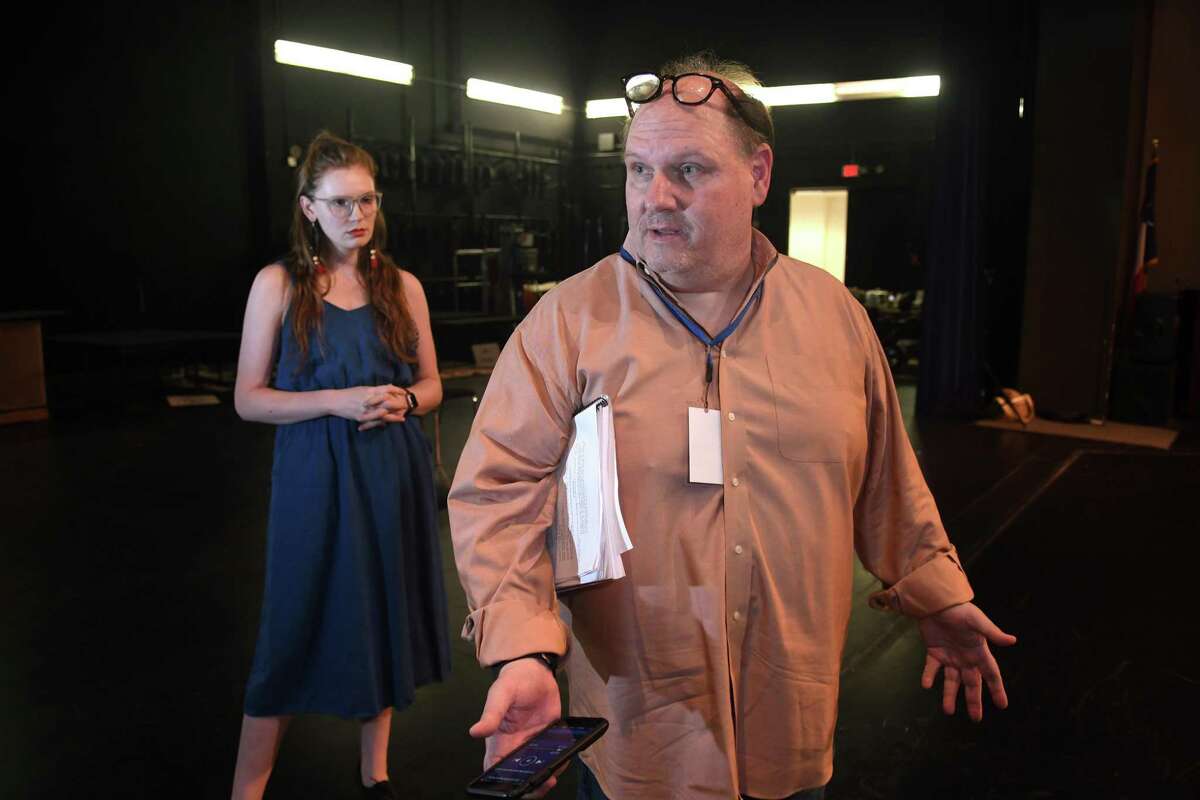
[[533, 653, 558, 672]]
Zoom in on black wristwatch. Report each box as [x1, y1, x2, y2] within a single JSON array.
[[492, 652, 559, 676], [404, 389, 418, 410]]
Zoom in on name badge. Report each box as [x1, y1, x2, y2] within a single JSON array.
[[688, 407, 723, 485]]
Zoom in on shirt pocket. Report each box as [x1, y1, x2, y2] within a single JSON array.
[[765, 351, 866, 463]]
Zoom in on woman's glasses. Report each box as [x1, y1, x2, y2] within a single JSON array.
[[308, 191, 382, 220]]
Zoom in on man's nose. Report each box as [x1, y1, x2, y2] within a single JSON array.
[[645, 170, 678, 211]]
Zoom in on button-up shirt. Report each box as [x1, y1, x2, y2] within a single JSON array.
[[449, 229, 973, 799]]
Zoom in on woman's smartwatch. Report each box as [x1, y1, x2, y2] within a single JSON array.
[[404, 389, 418, 410]]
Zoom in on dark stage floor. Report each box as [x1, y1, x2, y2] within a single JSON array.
[[2, 382, 1197, 799]]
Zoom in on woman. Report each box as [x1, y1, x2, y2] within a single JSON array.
[[231, 131, 451, 800]]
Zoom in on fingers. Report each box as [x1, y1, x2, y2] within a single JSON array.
[[358, 411, 406, 430], [482, 736, 500, 770], [469, 680, 514, 740], [357, 397, 408, 423], [524, 775, 558, 798], [988, 628, 1018, 647], [969, 607, 1018, 647], [526, 763, 570, 798], [929, 649, 1010, 719], [364, 385, 404, 405], [980, 649, 1010, 711], [920, 654, 941, 689], [962, 667, 984, 721], [362, 397, 403, 414], [941, 666, 960, 715]]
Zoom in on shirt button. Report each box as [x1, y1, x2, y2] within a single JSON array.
[[732, 610, 742, 621], [720, 347, 728, 359], [731, 476, 740, 487], [734, 545, 744, 555], [727, 411, 736, 422]]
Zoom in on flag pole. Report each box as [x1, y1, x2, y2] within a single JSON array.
[[1098, 137, 1159, 423]]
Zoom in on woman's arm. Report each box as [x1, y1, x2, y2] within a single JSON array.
[[234, 264, 394, 425], [398, 269, 442, 416], [362, 270, 443, 429]]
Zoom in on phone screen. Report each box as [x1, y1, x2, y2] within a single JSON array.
[[467, 717, 608, 798]]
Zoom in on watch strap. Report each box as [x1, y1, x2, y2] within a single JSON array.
[[491, 652, 559, 676]]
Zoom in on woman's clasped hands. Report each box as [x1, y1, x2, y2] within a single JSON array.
[[331, 384, 412, 430]]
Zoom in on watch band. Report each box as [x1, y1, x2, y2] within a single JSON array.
[[492, 652, 559, 676], [404, 389, 418, 410]]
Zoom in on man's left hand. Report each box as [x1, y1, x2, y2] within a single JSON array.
[[918, 602, 1017, 721]]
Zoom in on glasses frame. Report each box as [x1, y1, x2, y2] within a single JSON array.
[[307, 191, 383, 220], [620, 72, 772, 145]]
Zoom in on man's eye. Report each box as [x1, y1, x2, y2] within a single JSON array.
[[681, 164, 701, 177], [628, 163, 646, 175]]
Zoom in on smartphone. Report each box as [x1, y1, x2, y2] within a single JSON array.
[[465, 716, 609, 798]]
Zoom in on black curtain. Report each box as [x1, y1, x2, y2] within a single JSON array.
[[918, 1, 1036, 417]]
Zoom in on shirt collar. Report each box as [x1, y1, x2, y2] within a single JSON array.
[[618, 227, 780, 328]]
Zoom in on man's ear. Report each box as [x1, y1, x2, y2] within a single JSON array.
[[749, 143, 773, 207]]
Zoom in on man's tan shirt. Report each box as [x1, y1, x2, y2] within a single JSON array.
[[450, 230, 973, 798]]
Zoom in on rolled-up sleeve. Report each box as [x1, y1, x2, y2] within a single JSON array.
[[849, 304, 975, 618], [448, 306, 579, 666]]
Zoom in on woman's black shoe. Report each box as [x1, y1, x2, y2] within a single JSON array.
[[361, 778, 397, 798]]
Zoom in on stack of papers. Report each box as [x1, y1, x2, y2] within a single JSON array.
[[547, 395, 633, 592]]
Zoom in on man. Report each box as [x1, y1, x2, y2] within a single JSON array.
[[449, 54, 1016, 800]]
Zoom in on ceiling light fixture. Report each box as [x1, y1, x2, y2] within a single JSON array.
[[273, 40, 413, 85]]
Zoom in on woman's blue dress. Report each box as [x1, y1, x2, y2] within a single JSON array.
[[244, 301, 451, 719]]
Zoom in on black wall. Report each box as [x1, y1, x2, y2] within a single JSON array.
[[4, 1, 579, 332], [572, 0, 945, 291], [12, 0, 1105, 420], [6, 0, 952, 333], [5, 3, 262, 331], [257, 0, 578, 332]]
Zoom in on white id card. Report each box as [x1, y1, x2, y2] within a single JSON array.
[[688, 407, 724, 485]]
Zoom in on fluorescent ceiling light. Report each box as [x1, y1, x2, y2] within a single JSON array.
[[466, 78, 563, 115], [585, 74, 941, 116], [586, 98, 627, 118], [745, 83, 837, 106], [834, 75, 940, 99], [274, 40, 413, 85]]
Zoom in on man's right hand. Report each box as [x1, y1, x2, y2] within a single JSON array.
[[469, 657, 563, 798]]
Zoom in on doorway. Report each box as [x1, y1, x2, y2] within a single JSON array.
[[787, 188, 848, 282]]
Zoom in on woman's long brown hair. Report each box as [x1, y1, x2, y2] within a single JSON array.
[[286, 131, 417, 366]]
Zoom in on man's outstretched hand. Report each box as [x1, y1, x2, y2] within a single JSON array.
[[918, 602, 1017, 721]]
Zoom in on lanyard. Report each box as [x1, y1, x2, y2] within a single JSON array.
[[620, 247, 762, 406]]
